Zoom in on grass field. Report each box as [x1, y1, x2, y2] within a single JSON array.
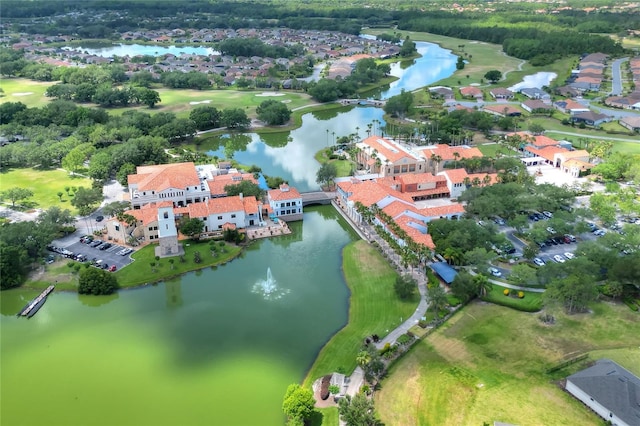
[[0, 168, 92, 214], [375, 301, 640, 426], [0, 78, 54, 108], [108, 88, 314, 119], [476, 143, 510, 158], [115, 240, 242, 287], [313, 148, 353, 178], [303, 240, 419, 388]]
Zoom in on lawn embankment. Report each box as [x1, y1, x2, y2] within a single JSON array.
[[115, 240, 242, 287], [0, 78, 54, 108], [375, 301, 640, 426], [0, 167, 92, 215], [303, 240, 419, 387], [481, 285, 543, 312], [314, 147, 353, 178]]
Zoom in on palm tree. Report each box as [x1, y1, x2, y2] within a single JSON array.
[[474, 274, 492, 297], [428, 285, 448, 319], [443, 247, 463, 266], [483, 174, 492, 186], [430, 154, 442, 173], [356, 350, 371, 368], [452, 151, 460, 169]]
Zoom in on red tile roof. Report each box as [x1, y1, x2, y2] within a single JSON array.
[[207, 173, 258, 197], [394, 215, 435, 249], [420, 204, 465, 218], [525, 145, 568, 161], [360, 136, 418, 164], [128, 162, 200, 192], [268, 184, 301, 201], [422, 144, 483, 161], [439, 168, 469, 183]]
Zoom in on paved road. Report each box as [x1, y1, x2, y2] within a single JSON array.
[[468, 270, 546, 293], [610, 57, 628, 96]]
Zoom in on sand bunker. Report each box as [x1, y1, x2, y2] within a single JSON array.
[[13, 92, 34, 96], [189, 100, 212, 105], [255, 92, 285, 97]]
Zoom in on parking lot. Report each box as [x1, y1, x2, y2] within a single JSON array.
[[70, 239, 134, 271]]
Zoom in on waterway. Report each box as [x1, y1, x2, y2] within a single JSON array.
[[0, 207, 357, 426], [508, 71, 557, 92]]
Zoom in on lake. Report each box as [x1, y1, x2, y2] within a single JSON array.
[[508, 72, 557, 92], [62, 44, 220, 57], [0, 207, 357, 426]]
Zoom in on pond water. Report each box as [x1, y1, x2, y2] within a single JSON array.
[[63, 44, 219, 57], [0, 207, 357, 426], [202, 106, 386, 191], [378, 41, 458, 99], [508, 71, 557, 92]]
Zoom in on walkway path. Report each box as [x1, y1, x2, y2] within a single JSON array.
[[330, 198, 432, 401], [469, 269, 546, 293]]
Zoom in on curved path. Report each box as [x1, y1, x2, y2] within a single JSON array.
[[469, 269, 546, 293]]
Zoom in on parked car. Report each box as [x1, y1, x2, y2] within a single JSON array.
[[99, 243, 112, 251], [494, 217, 505, 226], [564, 234, 576, 243], [553, 255, 566, 263], [564, 252, 575, 260], [533, 257, 545, 266], [95, 215, 104, 222], [119, 248, 133, 256], [108, 265, 117, 272], [546, 227, 556, 234], [90, 240, 103, 248], [46, 254, 55, 264], [477, 220, 485, 227], [594, 229, 606, 236], [543, 211, 553, 218], [487, 267, 502, 277]]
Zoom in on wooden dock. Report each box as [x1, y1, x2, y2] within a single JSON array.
[[17, 285, 55, 318]]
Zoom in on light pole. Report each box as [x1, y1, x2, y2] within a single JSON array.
[[326, 129, 329, 147]]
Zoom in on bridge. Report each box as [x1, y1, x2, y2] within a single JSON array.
[[339, 99, 386, 107], [301, 191, 336, 206]]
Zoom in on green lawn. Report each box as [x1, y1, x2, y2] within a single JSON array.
[[481, 285, 543, 312], [114, 240, 242, 287], [476, 143, 511, 158], [314, 148, 353, 178], [108, 88, 313, 118], [303, 240, 419, 387], [0, 78, 54, 108], [0, 168, 92, 215], [375, 301, 640, 426]]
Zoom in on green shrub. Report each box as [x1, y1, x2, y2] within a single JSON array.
[[518, 291, 525, 299], [503, 288, 510, 296], [379, 342, 392, 355], [623, 298, 639, 312]]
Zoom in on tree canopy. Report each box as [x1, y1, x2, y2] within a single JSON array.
[[78, 267, 119, 295], [256, 99, 291, 126], [282, 384, 315, 426]]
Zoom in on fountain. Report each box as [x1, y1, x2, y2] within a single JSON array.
[[252, 267, 289, 300]]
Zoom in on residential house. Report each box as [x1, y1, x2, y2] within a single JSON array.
[[571, 76, 602, 92], [521, 99, 553, 114], [553, 99, 590, 115], [482, 104, 522, 117], [460, 86, 483, 100], [620, 116, 640, 132], [565, 359, 640, 426], [519, 87, 550, 102], [570, 111, 611, 127], [267, 184, 303, 221], [429, 86, 454, 100], [489, 88, 514, 100]]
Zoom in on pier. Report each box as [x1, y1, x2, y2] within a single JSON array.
[[17, 285, 55, 318]]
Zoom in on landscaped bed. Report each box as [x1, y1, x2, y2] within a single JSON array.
[[481, 285, 543, 312]]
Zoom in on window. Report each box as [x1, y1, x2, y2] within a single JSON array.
[[163, 211, 168, 219], [149, 235, 154, 240], [148, 227, 153, 231], [115, 225, 120, 231], [153, 226, 158, 231], [217, 216, 222, 220], [231, 214, 236, 218]]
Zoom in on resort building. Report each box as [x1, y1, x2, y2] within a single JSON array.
[[422, 144, 483, 173], [355, 136, 427, 176], [267, 184, 303, 221]]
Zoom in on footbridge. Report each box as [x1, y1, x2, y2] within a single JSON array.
[[301, 191, 336, 206], [339, 99, 386, 107]]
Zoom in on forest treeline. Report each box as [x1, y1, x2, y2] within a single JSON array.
[[3, 1, 633, 66]]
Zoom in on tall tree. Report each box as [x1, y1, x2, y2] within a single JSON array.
[[0, 187, 33, 207], [282, 384, 316, 426], [338, 393, 384, 426], [316, 162, 338, 188]]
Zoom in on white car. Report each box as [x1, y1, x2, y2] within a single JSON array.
[[546, 227, 556, 234], [594, 229, 606, 236], [543, 211, 553, 218], [533, 257, 545, 266], [487, 267, 502, 277], [553, 255, 566, 263], [564, 252, 575, 260]]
